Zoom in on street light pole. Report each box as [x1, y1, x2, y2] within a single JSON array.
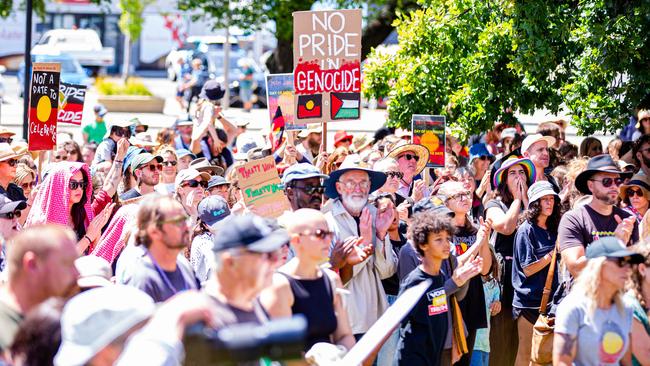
[[22, 0, 33, 141]]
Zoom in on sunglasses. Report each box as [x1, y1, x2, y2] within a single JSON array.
[[158, 215, 189, 227], [0, 210, 21, 219], [142, 164, 163, 172], [607, 257, 635, 269], [399, 153, 419, 162], [114, 128, 131, 138], [161, 161, 177, 167], [627, 188, 644, 198], [2, 158, 17, 167], [302, 228, 333, 240], [65, 149, 77, 155], [21, 181, 35, 190], [182, 179, 208, 189], [55, 155, 68, 161], [477, 155, 489, 161], [292, 185, 325, 195], [69, 180, 88, 191], [589, 177, 625, 188], [0, 137, 13, 144], [386, 171, 404, 179]]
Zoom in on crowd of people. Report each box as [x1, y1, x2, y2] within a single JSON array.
[[0, 79, 649, 366]]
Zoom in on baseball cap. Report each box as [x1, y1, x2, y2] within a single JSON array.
[[93, 104, 107, 117], [75, 256, 113, 289], [212, 215, 289, 253], [198, 196, 231, 229], [207, 175, 230, 189], [585, 237, 644, 263], [122, 146, 146, 174], [175, 115, 194, 127], [521, 133, 556, 154], [199, 80, 225, 101], [281, 163, 329, 186], [0, 193, 26, 215], [130, 153, 163, 171], [175, 168, 211, 189], [412, 197, 455, 217], [501, 128, 517, 140], [175, 148, 196, 160], [54, 286, 155, 366]]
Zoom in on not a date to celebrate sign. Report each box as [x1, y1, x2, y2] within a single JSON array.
[[30, 121, 56, 142]]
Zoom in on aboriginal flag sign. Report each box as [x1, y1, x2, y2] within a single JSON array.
[[28, 63, 60, 151], [412, 114, 446, 168]]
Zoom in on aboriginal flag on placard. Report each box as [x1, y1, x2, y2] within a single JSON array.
[[297, 94, 322, 119], [270, 106, 285, 152], [331, 92, 360, 120]]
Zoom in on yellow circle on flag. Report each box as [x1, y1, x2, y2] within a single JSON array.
[[36, 95, 52, 122], [602, 331, 623, 354], [421, 131, 440, 152], [306, 100, 314, 110]]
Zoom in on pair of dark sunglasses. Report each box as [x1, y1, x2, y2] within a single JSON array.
[[292, 185, 325, 195], [0, 210, 21, 219], [590, 177, 625, 188], [183, 179, 208, 189], [162, 161, 177, 167], [302, 228, 333, 240], [142, 164, 162, 172], [386, 171, 404, 179], [400, 153, 419, 162], [69, 180, 88, 191], [21, 182, 35, 190], [607, 257, 636, 269], [2, 158, 17, 167], [627, 188, 644, 198], [0, 137, 13, 144]]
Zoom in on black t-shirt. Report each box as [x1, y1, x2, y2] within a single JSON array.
[[0, 183, 26, 202], [451, 225, 487, 331], [485, 199, 519, 257], [396, 267, 448, 366], [558, 204, 639, 251]]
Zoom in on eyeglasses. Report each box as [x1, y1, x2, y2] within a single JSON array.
[[161, 161, 177, 167], [0, 137, 13, 144], [65, 149, 77, 155], [55, 155, 68, 161], [338, 180, 371, 190], [607, 257, 635, 269], [2, 158, 17, 167], [448, 192, 472, 201], [477, 156, 489, 161], [399, 153, 419, 162], [182, 179, 208, 189], [143, 164, 163, 172], [159, 215, 189, 227], [589, 177, 625, 188], [386, 171, 404, 179], [292, 185, 325, 195], [21, 181, 35, 190], [69, 180, 88, 191], [302, 228, 333, 240], [627, 188, 644, 198], [0, 210, 21, 219]]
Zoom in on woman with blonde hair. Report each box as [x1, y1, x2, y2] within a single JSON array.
[[12, 163, 37, 224], [154, 145, 178, 195], [626, 242, 650, 365], [554, 237, 643, 366]]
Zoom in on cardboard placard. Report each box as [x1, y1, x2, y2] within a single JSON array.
[[293, 9, 362, 124], [266, 73, 305, 131], [412, 114, 446, 167], [28, 62, 60, 151], [58, 82, 86, 125], [235, 156, 291, 218]]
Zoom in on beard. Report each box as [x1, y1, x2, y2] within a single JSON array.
[[307, 137, 320, 151], [593, 189, 618, 205], [341, 194, 368, 215], [643, 154, 650, 169]]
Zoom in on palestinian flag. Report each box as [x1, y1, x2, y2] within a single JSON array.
[[270, 106, 285, 152], [331, 92, 360, 120]]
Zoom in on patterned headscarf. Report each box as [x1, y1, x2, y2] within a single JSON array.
[[25, 162, 94, 230], [92, 203, 139, 265]]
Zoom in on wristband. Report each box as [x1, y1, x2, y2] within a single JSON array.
[[84, 235, 93, 243], [114, 160, 123, 164]]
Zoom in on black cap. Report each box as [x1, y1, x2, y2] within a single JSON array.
[[211, 215, 289, 253], [199, 80, 225, 102], [0, 193, 26, 215], [412, 197, 455, 217]]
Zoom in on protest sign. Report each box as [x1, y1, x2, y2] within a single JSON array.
[[412, 114, 446, 167], [28, 62, 60, 151], [58, 82, 86, 125], [293, 9, 362, 124], [235, 156, 290, 218], [266, 73, 305, 131]]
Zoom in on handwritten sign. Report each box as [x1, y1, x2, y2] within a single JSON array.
[[412, 114, 445, 167], [28, 62, 60, 151], [58, 82, 86, 125], [293, 9, 362, 123], [266, 73, 304, 131], [235, 156, 291, 218]]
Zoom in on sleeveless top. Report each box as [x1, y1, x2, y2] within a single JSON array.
[[278, 271, 338, 350]]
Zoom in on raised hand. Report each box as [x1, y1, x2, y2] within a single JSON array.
[[475, 217, 493, 247], [451, 256, 483, 287], [359, 207, 374, 245], [345, 237, 373, 265], [411, 179, 426, 202], [115, 137, 129, 161], [614, 214, 636, 244], [396, 200, 410, 222], [375, 201, 395, 240], [85, 203, 116, 244]]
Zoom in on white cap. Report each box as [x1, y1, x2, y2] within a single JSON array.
[[174, 168, 210, 189], [521, 133, 556, 154], [75, 256, 113, 289], [54, 286, 155, 366]]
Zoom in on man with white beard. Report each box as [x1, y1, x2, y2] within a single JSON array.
[[323, 155, 397, 341]]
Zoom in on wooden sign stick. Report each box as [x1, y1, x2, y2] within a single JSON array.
[[321, 121, 328, 153]]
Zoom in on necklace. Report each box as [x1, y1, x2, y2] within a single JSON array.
[[146, 249, 187, 295]]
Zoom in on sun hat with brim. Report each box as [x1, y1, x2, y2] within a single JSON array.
[[527, 181, 559, 208], [521, 134, 556, 154], [575, 154, 633, 195], [129, 132, 159, 148], [386, 143, 430, 176], [619, 173, 650, 202], [297, 123, 322, 139], [0, 143, 19, 162], [130, 153, 163, 171], [0, 194, 26, 215], [352, 133, 373, 153], [54, 286, 155, 366], [493, 157, 536, 188], [334, 130, 354, 147], [0, 128, 15, 136], [175, 168, 211, 189], [585, 237, 645, 263], [212, 214, 289, 253], [189, 157, 225, 177], [324, 154, 387, 199], [75, 256, 113, 289]]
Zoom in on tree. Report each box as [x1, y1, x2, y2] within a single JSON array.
[[1, 0, 106, 19], [119, 0, 154, 80], [363, 0, 650, 140], [177, 0, 419, 73]]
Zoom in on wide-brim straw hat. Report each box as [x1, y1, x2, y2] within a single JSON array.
[[386, 143, 430, 176], [619, 173, 650, 202]]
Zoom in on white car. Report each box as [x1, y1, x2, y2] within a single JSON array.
[[31, 29, 115, 75], [165, 35, 240, 81]]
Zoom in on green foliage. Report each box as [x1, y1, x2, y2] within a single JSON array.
[[363, 0, 650, 140], [118, 0, 154, 42], [96, 78, 153, 96], [1, 0, 107, 19]]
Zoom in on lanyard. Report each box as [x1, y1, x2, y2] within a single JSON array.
[[145, 249, 187, 295]]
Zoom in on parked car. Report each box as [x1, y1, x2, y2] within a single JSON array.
[[165, 35, 240, 81], [31, 29, 115, 75], [18, 53, 93, 98]]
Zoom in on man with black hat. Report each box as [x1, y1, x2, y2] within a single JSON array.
[[558, 154, 638, 277]]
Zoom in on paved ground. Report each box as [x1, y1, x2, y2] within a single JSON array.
[[0, 74, 612, 149]]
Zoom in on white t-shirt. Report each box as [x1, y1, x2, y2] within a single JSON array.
[[555, 291, 633, 366]]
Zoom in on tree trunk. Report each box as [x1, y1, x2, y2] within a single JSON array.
[[266, 37, 293, 74], [121, 34, 130, 82]]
